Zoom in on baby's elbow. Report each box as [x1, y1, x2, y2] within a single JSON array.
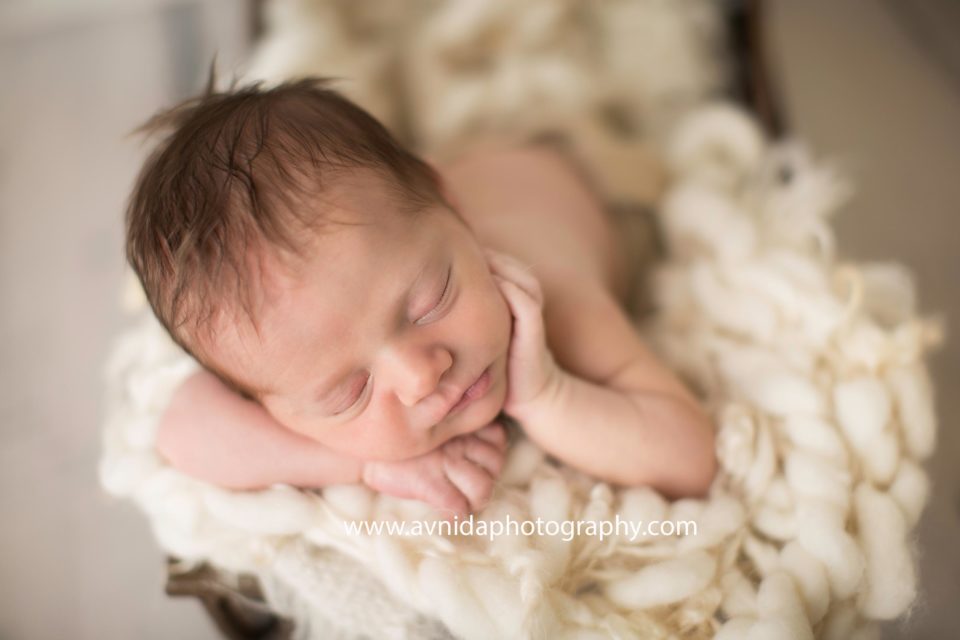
[[606, 396, 718, 497], [154, 415, 208, 482], [619, 451, 716, 500], [154, 410, 186, 470], [654, 403, 718, 499], [683, 442, 718, 499], [679, 407, 718, 498]]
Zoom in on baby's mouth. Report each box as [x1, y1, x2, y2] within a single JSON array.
[[448, 365, 493, 416]]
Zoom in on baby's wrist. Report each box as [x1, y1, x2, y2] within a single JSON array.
[[506, 367, 569, 430], [282, 440, 366, 488]]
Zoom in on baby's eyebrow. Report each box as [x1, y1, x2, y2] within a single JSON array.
[[307, 252, 439, 402]]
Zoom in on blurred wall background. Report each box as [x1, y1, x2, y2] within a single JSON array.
[[0, 0, 956, 638], [0, 2, 252, 638], [767, 2, 960, 638]]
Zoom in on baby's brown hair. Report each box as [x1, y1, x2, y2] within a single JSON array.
[[125, 75, 444, 397]]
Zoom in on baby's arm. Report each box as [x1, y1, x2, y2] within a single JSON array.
[[488, 251, 716, 499], [156, 369, 508, 514], [541, 285, 717, 499], [156, 369, 364, 489], [515, 359, 716, 499]]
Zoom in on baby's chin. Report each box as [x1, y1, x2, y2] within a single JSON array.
[[369, 402, 503, 461], [432, 390, 506, 446]]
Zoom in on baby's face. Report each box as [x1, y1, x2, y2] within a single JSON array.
[[210, 170, 512, 461]]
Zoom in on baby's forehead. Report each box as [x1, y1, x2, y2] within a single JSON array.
[[213, 210, 449, 391], [250, 205, 447, 321]]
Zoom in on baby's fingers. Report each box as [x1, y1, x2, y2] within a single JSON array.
[[423, 478, 470, 519], [485, 250, 544, 304], [462, 436, 505, 476], [443, 454, 495, 512], [475, 421, 508, 450], [495, 276, 547, 346]]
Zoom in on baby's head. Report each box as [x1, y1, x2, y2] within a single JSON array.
[[126, 78, 511, 461]]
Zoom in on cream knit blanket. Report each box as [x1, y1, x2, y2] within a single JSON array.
[[99, 1, 943, 638]]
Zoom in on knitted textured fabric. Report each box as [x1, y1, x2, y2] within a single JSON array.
[[100, 1, 942, 638]]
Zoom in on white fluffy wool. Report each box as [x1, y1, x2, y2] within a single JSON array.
[[854, 484, 917, 619], [605, 551, 717, 609], [99, 1, 943, 637]]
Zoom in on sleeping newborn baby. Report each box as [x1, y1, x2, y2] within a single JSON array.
[[126, 78, 716, 516]]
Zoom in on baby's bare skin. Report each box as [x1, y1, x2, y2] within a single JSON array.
[[438, 144, 715, 495], [439, 141, 632, 309], [156, 141, 716, 515]]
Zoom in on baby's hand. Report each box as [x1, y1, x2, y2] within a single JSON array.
[[484, 249, 563, 420], [361, 421, 508, 517]]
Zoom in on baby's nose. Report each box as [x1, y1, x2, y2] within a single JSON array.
[[391, 346, 454, 407]]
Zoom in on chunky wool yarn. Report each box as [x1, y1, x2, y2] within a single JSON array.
[[100, 2, 941, 637]]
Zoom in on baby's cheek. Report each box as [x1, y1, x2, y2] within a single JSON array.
[[489, 289, 514, 349], [469, 283, 512, 346], [329, 417, 419, 461]]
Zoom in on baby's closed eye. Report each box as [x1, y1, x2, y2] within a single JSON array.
[[416, 264, 455, 325], [322, 264, 457, 416]]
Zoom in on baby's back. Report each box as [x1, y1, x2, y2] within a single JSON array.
[[439, 142, 631, 308]]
